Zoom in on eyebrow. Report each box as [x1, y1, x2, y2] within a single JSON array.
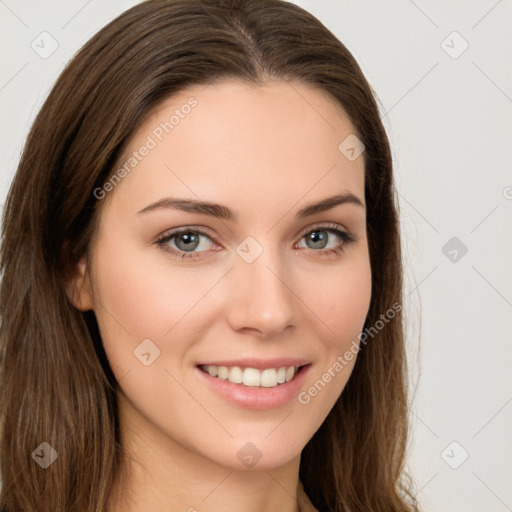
[[137, 192, 365, 220]]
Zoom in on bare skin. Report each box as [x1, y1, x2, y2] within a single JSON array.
[[68, 79, 371, 512]]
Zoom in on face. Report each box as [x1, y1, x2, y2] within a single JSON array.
[[74, 79, 371, 471]]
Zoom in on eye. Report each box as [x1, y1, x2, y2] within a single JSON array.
[[156, 223, 357, 261], [296, 223, 356, 256], [156, 228, 218, 260]]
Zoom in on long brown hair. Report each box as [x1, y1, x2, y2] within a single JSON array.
[[0, 1, 418, 510]]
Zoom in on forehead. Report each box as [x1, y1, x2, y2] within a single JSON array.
[[103, 79, 365, 219]]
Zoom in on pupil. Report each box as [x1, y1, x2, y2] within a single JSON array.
[[308, 230, 327, 249], [176, 232, 199, 251]]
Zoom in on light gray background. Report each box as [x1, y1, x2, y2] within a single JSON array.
[[1, 1, 511, 511]]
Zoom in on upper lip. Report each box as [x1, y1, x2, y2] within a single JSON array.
[[196, 358, 311, 370]]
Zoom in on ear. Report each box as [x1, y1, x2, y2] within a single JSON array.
[[65, 256, 94, 311]]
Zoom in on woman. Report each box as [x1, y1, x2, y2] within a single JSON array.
[[0, 0, 418, 510]]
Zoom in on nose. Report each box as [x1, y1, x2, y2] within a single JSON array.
[[226, 248, 296, 338]]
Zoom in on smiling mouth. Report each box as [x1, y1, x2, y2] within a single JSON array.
[[198, 364, 308, 388]]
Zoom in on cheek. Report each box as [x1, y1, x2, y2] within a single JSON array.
[[306, 252, 372, 347], [87, 238, 182, 379], [299, 253, 371, 408], [88, 235, 228, 386], [91, 238, 211, 338]]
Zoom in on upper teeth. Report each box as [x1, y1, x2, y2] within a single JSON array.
[[201, 365, 299, 387]]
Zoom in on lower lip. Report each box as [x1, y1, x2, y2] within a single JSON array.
[[195, 364, 312, 410]]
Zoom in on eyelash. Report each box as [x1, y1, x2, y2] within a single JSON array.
[[155, 223, 357, 261]]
